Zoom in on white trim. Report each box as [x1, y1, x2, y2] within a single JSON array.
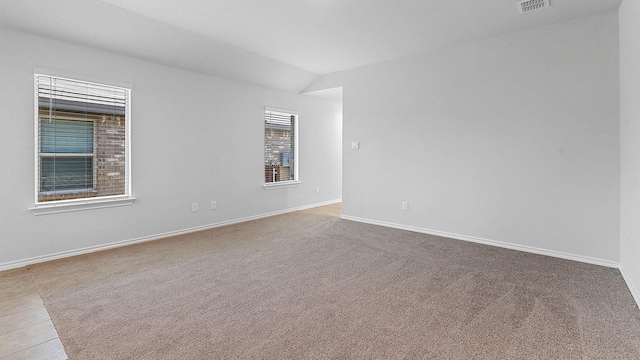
[[263, 180, 301, 190], [293, 113, 299, 182], [29, 197, 136, 215], [340, 215, 620, 269], [619, 265, 640, 309], [1, 199, 341, 272], [265, 106, 298, 115], [33, 74, 39, 204], [33, 67, 133, 89], [126, 89, 132, 202]]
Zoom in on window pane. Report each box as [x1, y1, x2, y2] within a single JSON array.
[[264, 109, 297, 183], [40, 118, 94, 154], [40, 157, 93, 192]]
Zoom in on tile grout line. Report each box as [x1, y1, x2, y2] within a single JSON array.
[[0, 335, 61, 360], [0, 318, 51, 337], [20, 266, 68, 359]]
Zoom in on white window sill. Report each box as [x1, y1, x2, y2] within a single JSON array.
[[263, 181, 301, 190], [29, 197, 136, 216]]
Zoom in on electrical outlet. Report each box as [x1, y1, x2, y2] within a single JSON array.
[[192, 203, 198, 212], [315, 186, 320, 193], [211, 201, 217, 210], [402, 201, 408, 210]]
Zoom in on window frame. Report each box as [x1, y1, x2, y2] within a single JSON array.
[[30, 71, 135, 215], [263, 107, 300, 190]]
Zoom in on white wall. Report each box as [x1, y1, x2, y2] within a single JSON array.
[[339, 11, 620, 264], [0, 29, 342, 269], [619, 0, 640, 305]]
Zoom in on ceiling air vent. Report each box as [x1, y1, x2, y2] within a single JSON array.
[[517, 0, 550, 14]]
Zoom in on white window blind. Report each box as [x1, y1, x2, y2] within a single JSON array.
[[35, 74, 130, 204], [264, 108, 298, 184]]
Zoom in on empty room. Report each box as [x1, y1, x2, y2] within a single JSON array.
[[1, 0, 640, 358]]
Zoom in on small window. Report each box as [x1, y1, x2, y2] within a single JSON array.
[[35, 74, 131, 204], [264, 108, 298, 185]]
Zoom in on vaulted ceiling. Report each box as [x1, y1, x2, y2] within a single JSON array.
[[0, 0, 622, 93]]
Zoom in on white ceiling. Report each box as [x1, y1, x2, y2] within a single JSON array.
[[0, 0, 623, 93], [96, 0, 622, 74]]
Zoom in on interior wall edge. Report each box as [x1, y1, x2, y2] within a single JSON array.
[[620, 265, 640, 309], [0, 199, 342, 272], [340, 215, 620, 269]]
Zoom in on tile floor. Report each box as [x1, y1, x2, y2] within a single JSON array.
[[0, 268, 67, 360]]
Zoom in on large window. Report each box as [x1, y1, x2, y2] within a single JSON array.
[[35, 74, 131, 205], [264, 108, 298, 185]]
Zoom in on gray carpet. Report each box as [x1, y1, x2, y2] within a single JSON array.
[[27, 204, 640, 359]]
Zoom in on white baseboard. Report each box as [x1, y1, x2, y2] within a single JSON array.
[[0, 199, 342, 272], [340, 215, 620, 269], [619, 265, 640, 309]]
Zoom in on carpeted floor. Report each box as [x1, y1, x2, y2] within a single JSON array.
[[27, 204, 640, 359]]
